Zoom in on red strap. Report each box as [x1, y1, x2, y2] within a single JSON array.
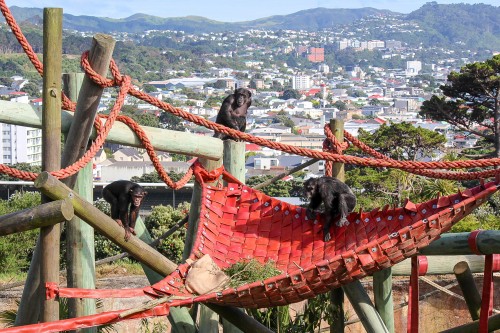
[[418, 256, 428, 276], [0, 303, 173, 333], [468, 230, 483, 255], [479, 254, 494, 333], [407, 256, 419, 333]]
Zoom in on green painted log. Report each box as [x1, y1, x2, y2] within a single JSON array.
[[40, 7, 63, 323], [419, 231, 500, 255], [440, 312, 500, 332], [0, 199, 74, 236], [373, 268, 395, 333], [343, 280, 389, 333], [454, 261, 481, 321], [67, 163, 97, 332], [133, 218, 196, 333], [0, 101, 223, 161], [391, 255, 490, 276]]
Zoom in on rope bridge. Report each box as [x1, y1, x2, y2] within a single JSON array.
[[0, 1, 499, 332]]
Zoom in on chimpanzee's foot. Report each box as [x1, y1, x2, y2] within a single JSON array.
[[129, 227, 136, 235], [336, 217, 349, 227], [115, 219, 124, 227], [323, 231, 331, 242], [124, 229, 131, 241]]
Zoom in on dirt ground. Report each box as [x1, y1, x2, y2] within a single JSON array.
[[1, 274, 499, 332]]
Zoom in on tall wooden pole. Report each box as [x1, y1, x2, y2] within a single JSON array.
[[329, 119, 345, 333], [222, 140, 245, 333], [63, 73, 97, 332], [40, 7, 63, 323], [373, 268, 395, 333], [454, 261, 481, 321]]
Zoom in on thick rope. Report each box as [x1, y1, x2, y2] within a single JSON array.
[[1, 0, 500, 187]]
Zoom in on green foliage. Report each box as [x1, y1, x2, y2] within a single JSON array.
[[223, 259, 282, 289], [285, 293, 343, 332], [246, 175, 303, 198], [356, 122, 446, 161], [281, 89, 301, 100], [420, 55, 500, 152], [131, 170, 192, 183], [0, 192, 41, 274], [144, 202, 190, 263]]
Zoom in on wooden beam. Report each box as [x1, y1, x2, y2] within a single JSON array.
[[35, 171, 178, 275], [440, 312, 500, 333], [0, 101, 223, 161], [40, 7, 63, 323], [0, 199, 73, 236], [373, 268, 395, 333]]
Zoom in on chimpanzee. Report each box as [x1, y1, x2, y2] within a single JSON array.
[[102, 180, 147, 241], [213, 87, 252, 140], [303, 176, 357, 242]]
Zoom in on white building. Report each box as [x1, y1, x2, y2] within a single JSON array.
[[406, 61, 422, 76], [0, 124, 42, 165], [292, 75, 312, 90]]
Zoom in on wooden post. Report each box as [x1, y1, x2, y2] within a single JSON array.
[[373, 268, 395, 333], [343, 280, 389, 333], [61, 34, 115, 188], [392, 255, 493, 275], [62, 72, 98, 332], [0, 199, 74, 236], [222, 140, 245, 333], [183, 157, 223, 260], [40, 7, 63, 323], [454, 261, 481, 321], [329, 119, 345, 333]]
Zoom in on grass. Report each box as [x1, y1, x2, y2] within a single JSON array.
[[96, 260, 144, 277], [0, 272, 27, 285], [223, 259, 282, 289]]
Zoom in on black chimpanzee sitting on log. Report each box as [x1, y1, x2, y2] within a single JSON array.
[[102, 180, 147, 241], [303, 176, 357, 242], [213, 87, 252, 141]]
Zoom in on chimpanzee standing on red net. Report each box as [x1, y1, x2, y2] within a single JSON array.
[[103, 180, 147, 241], [303, 176, 357, 242]]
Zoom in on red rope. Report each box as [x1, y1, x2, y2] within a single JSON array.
[[2, 0, 500, 187]]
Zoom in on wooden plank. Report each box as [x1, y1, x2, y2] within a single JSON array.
[[391, 255, 490, 275], [0, 101, 223, 160]]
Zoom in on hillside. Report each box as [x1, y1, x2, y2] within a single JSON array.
[[2, 3, 500, 50]]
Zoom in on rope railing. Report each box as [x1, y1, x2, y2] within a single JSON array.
[[1, 0, 500, 189]]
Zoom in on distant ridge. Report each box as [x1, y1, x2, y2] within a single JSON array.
[[2, 3, 499, 49]]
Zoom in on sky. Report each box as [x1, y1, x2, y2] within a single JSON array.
[[5, 0, 499, 22]]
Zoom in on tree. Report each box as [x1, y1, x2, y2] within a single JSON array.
[[420, 55, 500, 156], [281, 89, 301, 100], [356, 122, 447, 161], [333, 100, 347, 111]]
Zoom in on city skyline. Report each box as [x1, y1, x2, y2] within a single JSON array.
[[5, 0, 499, 22]]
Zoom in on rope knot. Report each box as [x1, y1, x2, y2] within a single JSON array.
[[323, 124, 348, 154]]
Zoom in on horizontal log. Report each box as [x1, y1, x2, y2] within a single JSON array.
[[0, 100, 222, 160], [35, 171, 177, 276], [391, 255, 492, 276], [0, 199, 74, 236], [419, 231, 500, 255]]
